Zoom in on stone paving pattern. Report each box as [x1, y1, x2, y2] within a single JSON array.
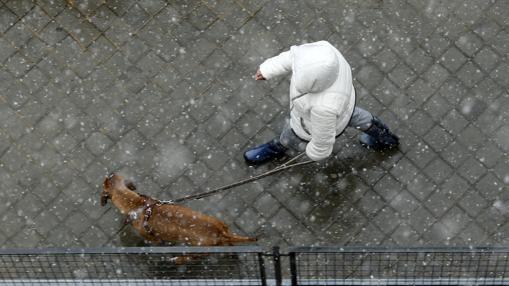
[[0, 0, 508, 249]]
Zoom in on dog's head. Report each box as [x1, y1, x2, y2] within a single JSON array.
[[101, 173, 138, 206]]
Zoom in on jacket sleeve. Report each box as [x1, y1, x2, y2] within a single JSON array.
[[259, 50, 292, 80], [306, 105, 337, 161]]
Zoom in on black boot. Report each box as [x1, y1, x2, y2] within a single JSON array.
[[359, 116, 399, 150], [244, 138, 287, 165]]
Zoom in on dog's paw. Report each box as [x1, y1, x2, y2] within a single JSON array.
[[167, 257, 179, 263], [166, 256, 191, 265]]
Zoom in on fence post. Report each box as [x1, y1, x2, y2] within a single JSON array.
[[273, 246, 282, 286], [258, 252, 267, 286], [289, 251, 297, 286]]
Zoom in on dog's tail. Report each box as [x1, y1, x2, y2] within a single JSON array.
[[225, 233, 257, 244]]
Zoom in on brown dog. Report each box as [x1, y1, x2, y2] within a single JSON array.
[[101, 173, 256, 247]]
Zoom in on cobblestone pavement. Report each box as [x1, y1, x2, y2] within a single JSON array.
[[0, 0, 508, 249]]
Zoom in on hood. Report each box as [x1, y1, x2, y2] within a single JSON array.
[[291, 42, 339, 94]]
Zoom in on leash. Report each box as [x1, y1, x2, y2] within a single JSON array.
[[166, 152, 313, 204]]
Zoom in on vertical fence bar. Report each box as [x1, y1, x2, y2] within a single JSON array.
[[273, 246, 282, 286], [258, 252, 267, 286], [289, 251, 298, 286]]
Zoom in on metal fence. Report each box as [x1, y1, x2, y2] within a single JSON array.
[[288, 246, 509, 285], [1, 246, 509, 285], [0, 246, 266, 286]]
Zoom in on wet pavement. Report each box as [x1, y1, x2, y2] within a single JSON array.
[[0, 0, 508, 249]]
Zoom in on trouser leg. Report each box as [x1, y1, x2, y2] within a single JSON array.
[[279, 121, 308, 152], [348, 107, 373, 131]]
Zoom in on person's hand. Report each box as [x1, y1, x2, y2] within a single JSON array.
[[255, 69, 266, 80]]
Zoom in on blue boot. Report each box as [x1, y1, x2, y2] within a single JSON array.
[[359, 116, 399, 150], [244, 139, 287, 164]]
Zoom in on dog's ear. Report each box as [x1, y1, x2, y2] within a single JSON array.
[[126, 181, 137, 191]]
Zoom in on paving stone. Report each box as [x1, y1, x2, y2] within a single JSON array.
[[4, 20, 35, 49], [406, 110, 434, 136], [373, 174, 403, 202], [32, 210, 61, 236], [327, 206, 367, 243], [423, 93, 452, 121], [439, 206, 472, 238], [372, 49, 399, 73], [390, 189, 420, 216], [457, 156, 487, 184], [389, 156, 419, 187], [56, 9, 101, 48], [0, 5, 17, 34], [20, 38, 51, 65], [0, 38, 17, 64], [455, 222, 489, 244], [459, 190, 488, 217], [422, 31, 450, 58], [436, 78, 468, 106], [475, 140, 503, 168], [62, 210, 93, 236], [439, 46, 467, 72], [476, 205, 507, 236], [89, 4, 116, 32], [5, 52, 34, 77], [405, 47, 433, 74], [390, 223, 421, 245], [11, 228, 43, 248], [407, 205, 436, 231], [475, 172, 503, 201], [425, 189, 455, 218], [406, 141, 436, 169], [456, 124, 485, 151], [458, 0, 493, 21], [2, 80, 30, 109], [355, 189, 384, 218], [486, 0, 509, 26], [440, 109, 469, 134], [22, 66, 50, 94], [372, 207, 399, 235], [438, 15, 469, 42], [455, 32, 483, 56], [473, 47, 500, 73], [422, 63, 450, 90], [440, 141, 470, 168], [88, 36, 116, 65], [388, 62, 416, 88], [85, 132, 114, 156], [423, 157, 453, 184], [22, 6, 50, 32], [355, 64, 384, 91], [474, 105, 504, 137], [472, 79, 503, 105], [473, 19, 501, 41], [407, 78, 436, 107], [424, 125, 453, 152], [5, 0, 34, 17], [406, 173, 435, 201], [106, 0, 136, 16], [490, 62, 509, 89]]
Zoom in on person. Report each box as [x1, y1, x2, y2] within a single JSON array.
[[244, 41, 399, 165]]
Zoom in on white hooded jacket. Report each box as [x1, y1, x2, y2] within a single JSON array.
[[259, 41, 356, 161]]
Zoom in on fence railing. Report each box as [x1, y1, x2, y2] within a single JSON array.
[[1, 246, 509, 285], [288, 246, 509, 285], [0, 246, 267, 286]]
